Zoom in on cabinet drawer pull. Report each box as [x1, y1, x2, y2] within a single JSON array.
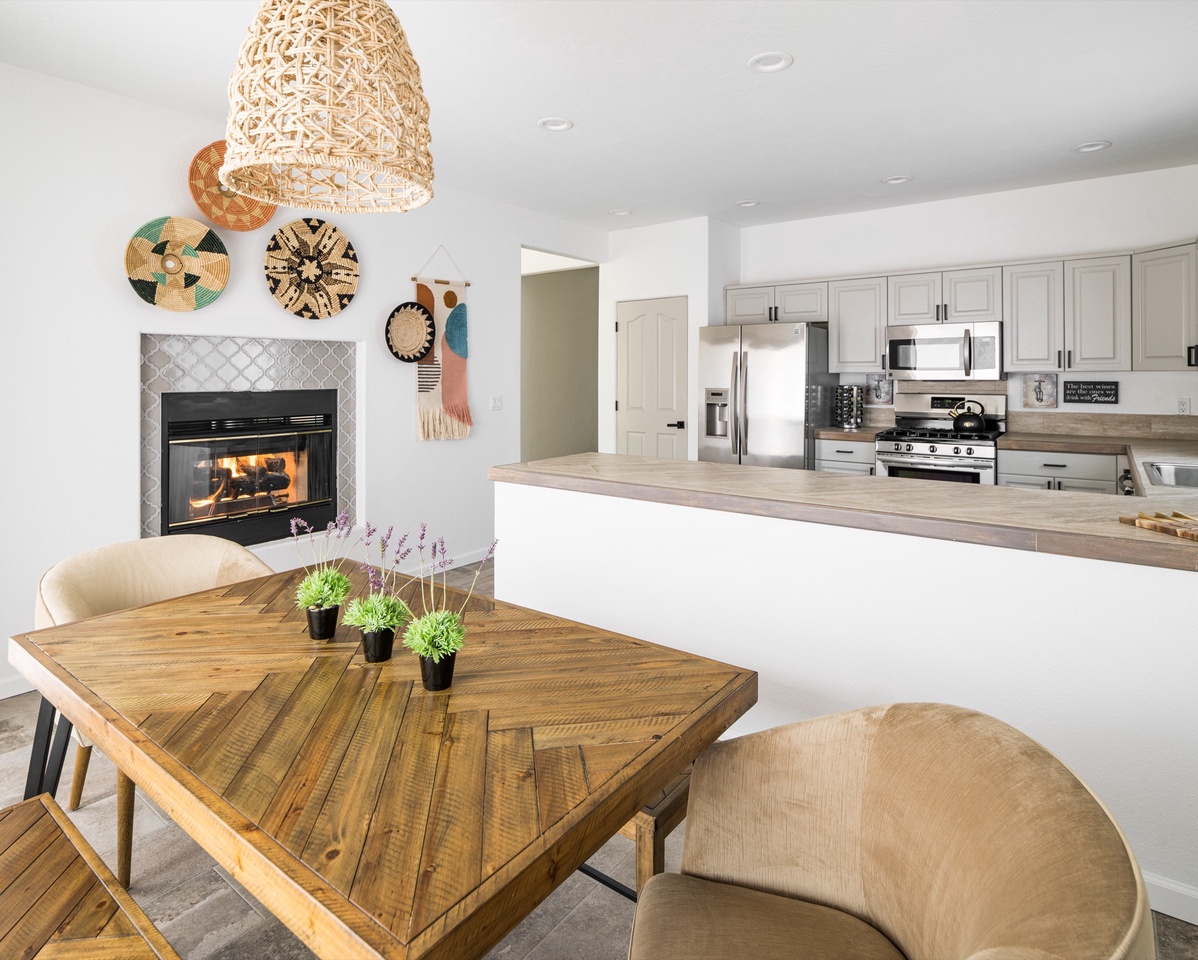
[[1043, 463, 1068, 469], [1057, 349, 1062, 369], [1067, 350, 1073, 368], [835, 449, 854, 454], [1188, 345, 1198, 367]]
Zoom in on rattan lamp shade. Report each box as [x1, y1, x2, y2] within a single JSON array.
[[221, 0, 433, 214]]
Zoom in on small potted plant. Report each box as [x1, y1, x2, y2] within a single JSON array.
[[342, 523, 414, 662], [341, 591, 411, 662], [291, 511, 354, 640], [400, 525, 497, 691]]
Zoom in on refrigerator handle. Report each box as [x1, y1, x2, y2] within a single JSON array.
[[740, 350, 749, 455], [730, 351, 740, 455], [962, 330, 972, 377]]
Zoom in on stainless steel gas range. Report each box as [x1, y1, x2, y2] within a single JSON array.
[[875, 393, 1007, 484]]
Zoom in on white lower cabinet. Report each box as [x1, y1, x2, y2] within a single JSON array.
[[815, 439, 875, 476], [997, 450, 1118, 495]]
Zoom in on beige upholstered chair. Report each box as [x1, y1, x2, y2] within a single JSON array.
[[34, 534, 273, 885], [629, 702, 1155, 960]]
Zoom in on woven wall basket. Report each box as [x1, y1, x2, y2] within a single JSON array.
[[221, 0, 434, 214]]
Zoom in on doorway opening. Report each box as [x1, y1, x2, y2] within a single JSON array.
[[520, 248, 599, 462]]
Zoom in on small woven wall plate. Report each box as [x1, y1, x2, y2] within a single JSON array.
[[385, 301, 435, 361], [264, 218, 359, 319], [125, 216, 229, 312], [188, 140, 276, 231]]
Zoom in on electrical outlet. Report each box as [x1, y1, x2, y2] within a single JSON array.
[[489, 395, 503, 411], [1179, 399, 1191, 415]]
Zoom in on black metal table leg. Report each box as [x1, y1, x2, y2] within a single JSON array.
[[24, 696, 73, 800], [45, 710, 73, 797]]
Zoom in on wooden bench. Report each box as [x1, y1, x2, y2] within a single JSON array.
[[618, 767, 690, 895], [0, 793, 180, 959]]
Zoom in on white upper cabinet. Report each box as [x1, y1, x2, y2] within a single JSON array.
[[828, 277, 887, 373], [1065, 256, 1131, 371], [1004, 262, 1064, 371], [888, 267, 1001, 325], [775, 282, 828, 322], [725, 286, 774, 324], [889, 272, 941, 325], [1132, 243, 1198, 371], [1004, 257, 1130, 372], [725, 282, 827, 323]]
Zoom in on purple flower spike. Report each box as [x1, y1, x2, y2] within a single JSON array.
[[290, 517, 301, 537]]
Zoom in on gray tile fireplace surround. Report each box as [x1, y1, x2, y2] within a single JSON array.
[[140, 334, 357, 540]]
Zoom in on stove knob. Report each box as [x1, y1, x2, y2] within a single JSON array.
[[928, 445, 937, 454], [893, 442, 901, 452], [905, 443, 913, 452], [965, 447, 974, 456], [953, 446, 961, 455]]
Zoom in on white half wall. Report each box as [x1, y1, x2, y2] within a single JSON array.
[[0, 62, 605, 697], [494, 480, 1198, 923]]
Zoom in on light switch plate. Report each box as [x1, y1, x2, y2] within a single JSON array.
[[489, 395, 503, 411]]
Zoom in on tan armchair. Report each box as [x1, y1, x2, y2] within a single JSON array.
[[629, 702, 1155, 960], [34, 534, 272, 885]]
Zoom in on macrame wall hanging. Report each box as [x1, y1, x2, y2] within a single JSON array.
[[412, 246, 472, 440]]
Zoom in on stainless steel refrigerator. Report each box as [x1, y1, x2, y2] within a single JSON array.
[[698, 322, 836, 468]]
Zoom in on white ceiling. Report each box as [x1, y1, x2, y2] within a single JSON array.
[[2, 0, 1197, 231]]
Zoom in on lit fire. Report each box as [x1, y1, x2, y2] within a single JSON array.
[[189, 451, 299, 516]]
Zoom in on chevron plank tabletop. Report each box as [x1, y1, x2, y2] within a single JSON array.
[[8, 566, 756, 959], [0, 793, 180, 959]]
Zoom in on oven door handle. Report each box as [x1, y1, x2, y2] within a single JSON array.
[[876, 456, 994, 473]]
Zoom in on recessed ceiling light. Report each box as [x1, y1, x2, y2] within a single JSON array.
[[1074, 140, 1112, 153], [881, 175, 912, 185], [747, 52, 794, 73], [735, 200, 760, 208], [608, 209, 632, 216], [538, 117, 574, 132]]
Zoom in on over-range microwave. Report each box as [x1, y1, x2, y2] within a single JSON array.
[[885, 321, 1003, 381]]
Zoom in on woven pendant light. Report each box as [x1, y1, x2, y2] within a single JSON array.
[[221, 0, 433, 213]]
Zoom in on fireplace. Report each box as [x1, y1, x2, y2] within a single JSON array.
[[162, 390, 337, 545]]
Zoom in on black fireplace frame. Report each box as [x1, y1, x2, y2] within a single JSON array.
[[161, 389, 338, 546]]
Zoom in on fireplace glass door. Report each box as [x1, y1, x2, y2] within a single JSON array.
[[167, 428, 332, 530], [162, 390, 337, 544]]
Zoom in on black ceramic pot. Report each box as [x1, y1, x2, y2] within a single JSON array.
[[419, 651, 457, 691], [306, 605, 339, 641], [361, 628, 395, 663]]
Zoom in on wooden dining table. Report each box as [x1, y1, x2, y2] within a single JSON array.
[[8, 566, 757, 959]]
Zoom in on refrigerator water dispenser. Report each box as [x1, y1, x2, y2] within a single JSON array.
[[705, 388, 729, 438]]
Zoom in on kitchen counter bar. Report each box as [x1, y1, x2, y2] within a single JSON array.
[[488, 451, 1198, 572]]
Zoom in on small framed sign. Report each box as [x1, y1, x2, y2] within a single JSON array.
[[1063, 380, 1119, 404]]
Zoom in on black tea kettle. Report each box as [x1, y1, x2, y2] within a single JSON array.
[[950, 400, 986, 433]]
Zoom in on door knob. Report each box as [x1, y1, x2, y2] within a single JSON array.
[[666, 421, 685, 429]]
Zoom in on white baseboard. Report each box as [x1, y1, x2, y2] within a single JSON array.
[[1145, 872, 1198, 925]]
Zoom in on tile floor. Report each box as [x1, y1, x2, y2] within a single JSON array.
[[3, 559, 1196, 959]]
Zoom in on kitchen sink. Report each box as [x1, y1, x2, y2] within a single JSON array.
[[1145, 462, 1198, 487]]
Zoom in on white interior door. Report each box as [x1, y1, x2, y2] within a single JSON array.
[[616, 296, 688, 459]]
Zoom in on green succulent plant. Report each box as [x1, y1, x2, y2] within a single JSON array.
[[342, 592, 412, 633], [402, 609, 466, 662], [295, 566, 352, 611]]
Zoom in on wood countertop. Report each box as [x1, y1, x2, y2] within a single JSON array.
[[489, 452, 1198, 573]]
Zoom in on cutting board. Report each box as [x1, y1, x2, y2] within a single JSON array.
[[1119, 511, 1198, 540]]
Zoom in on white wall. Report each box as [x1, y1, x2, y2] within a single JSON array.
[[741, 165, 1198, 283], [0, 63, 605, 697], [597, 217, 741, 458], [495, 481, 1198, 923]]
